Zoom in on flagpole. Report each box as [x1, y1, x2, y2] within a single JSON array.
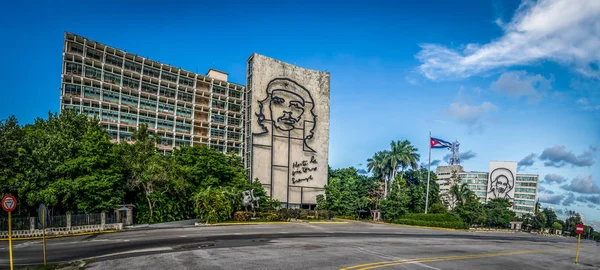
[[425, 131, 431, 214]]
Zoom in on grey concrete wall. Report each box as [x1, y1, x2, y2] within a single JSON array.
[[247, 53, 330, 205]]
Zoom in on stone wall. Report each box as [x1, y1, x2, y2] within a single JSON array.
[[247, 53, 330, 206]]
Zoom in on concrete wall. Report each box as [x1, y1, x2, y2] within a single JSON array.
[[487, 161, 517, 202], [247, 53, 330, 206]]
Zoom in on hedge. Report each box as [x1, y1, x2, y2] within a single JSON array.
[[400, 213, 462, 223], [394, 219, 468, 229], [255, 209, 335, 221]]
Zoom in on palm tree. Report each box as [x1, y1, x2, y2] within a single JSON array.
[[449, 183, 470, 209], [388, 140, 421, 182], [367, 151, 391, 198]]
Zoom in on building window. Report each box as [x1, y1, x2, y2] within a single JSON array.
[[229, 90, 241, 99], [104, 72, 121, 85], [140, 98, 157, 111], [158, 103, 175, 113], [66, 62, 82, 75], [516, 182, 537, 187], [141, 83, 158, 94], [124, 61, 142, 73], [176, 107, 192, 117], [179, 77, 193, 87], [210, 128, 225, 137], [121, 95, 138, 107], [106, 55, 123, 67], [159, 87, 177, 98], [143, 67, 160, 78], [210, 144, 225, 152], [212, 100, 226, 110], [178, 92, 193, 102], [69, 43, 84, 54], [157, 119, 174, 130], [83, 87, 101, 99], [102, 90, 119, 103], [227, 117, 241, 126], [227, 132, 240, 140], [64, 84, 82, 95], [213, 85, 227, 95], [85, 66, 102, 80], [211, 114, 226, 123], [86, 49, 102, 60], [123, 77, 140, 89], [229, 103, 241, 112], [161, 72, 178, 82]]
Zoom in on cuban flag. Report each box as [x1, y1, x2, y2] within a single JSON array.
[[430, 137, 452, 149]]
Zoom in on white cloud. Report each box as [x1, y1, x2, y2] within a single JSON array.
[[416, 0, 600, 80], [491, 71, 552, 102], [447, 101, 498, 132], [561, 175, 600, 194], [577, 98, 600, 111]]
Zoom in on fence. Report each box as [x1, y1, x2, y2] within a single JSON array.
[[0, 213, 116, 231], [0, 212, 121, 239]]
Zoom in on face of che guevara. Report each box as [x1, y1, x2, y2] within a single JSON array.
[[270, 89, 305, 131], [495, 175, 510, 196]]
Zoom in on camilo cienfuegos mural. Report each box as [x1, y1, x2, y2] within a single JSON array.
[[246, 53, 330, 208]]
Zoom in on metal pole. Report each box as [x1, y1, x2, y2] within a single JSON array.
[[8, 211, 13, 270], [425, 131, 431, 214]]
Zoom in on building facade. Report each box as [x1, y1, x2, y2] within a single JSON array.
[[59, 33, 331, 209], [60, 33, 245, 153], [245, 54, 330, 208], [436, 161, 539, 215]]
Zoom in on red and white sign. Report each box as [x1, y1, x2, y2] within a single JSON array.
[[2, 195, 16, 212], [575, 223, 584, 235]]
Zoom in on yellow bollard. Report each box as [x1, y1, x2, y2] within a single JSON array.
[[8, 211, 13, 270], [42, 208, 47, 265], [575, 233, 581, 263]]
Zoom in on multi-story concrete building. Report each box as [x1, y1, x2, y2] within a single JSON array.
[[60, 32, 245, 153], [59, 33, 332, 209], [436, 161, 539, 215]]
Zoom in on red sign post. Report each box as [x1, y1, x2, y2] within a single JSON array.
[[575, 223, 584, 264], [2, 195, 16, 270]]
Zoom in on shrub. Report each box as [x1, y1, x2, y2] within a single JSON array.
[[401, 213, 462, 223], [264, 211, 283, 221], [394, 219, 467, 229], [233, 211, 252, 222]]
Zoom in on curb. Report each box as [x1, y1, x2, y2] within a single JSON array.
[[204, 222, 291, 226], [0, 230, 119, 241]]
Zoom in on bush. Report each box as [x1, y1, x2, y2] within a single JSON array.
[[233, 211, 252, 222], [401, 213, 462, 223], [263, 211, 284, 221], [394, 219, 467, 229]]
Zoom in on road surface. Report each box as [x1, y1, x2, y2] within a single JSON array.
[[0, 221, 598, 269]]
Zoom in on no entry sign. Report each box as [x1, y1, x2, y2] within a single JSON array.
[[2, 195, 16, 212], [576, 224, 584, 235]]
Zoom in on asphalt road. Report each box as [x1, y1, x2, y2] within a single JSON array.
[[0, 221, 598, 269]]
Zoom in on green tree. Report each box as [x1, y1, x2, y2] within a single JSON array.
[[193, 186, 236, 223], [543, 208, 558, 228], [367, 151, 391, 197], [551, 222, 563, 232], [53, 125, 125, 213], [120, 124, 188, 222], [485, 198, 516, 228], [0, 116, 23, 197], [390, 140, 420, 179], [380, 176, 410, 221]]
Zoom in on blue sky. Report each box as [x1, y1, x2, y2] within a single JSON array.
[[1, 0, 599, 227]]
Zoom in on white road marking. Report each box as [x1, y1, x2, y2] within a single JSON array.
[[354, 246, 441, 270]]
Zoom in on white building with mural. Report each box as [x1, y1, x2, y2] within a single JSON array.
[[244, 53, 330, 209], [436, 161, 539, 215]]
